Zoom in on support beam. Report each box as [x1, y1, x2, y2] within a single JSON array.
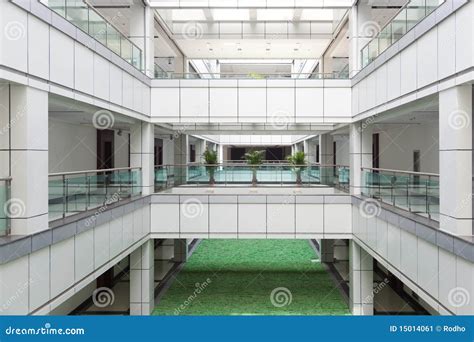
[[174, 239, 188, 262], [3, 85, 49, 235], [173, 134, 188, 185], [349, 123, 372, 195], [439, 85, 473, 236], [319, 134, 334, 185], [130, 240, 155, 315], [130, 122, 155, 195], [349, 240, 374, 315]]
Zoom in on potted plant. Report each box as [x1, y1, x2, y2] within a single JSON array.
[[202, 149, 218, 185], [287, 151, 307, 185], [243, 150, 265, 186]]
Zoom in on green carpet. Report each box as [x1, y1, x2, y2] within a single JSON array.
[[153, 239, 350, 316]]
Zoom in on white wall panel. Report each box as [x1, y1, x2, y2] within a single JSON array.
[[455, 3, 474, 73], [0, 3, 28, 72], [74, 43, 94, 95], [109, 65, 123, 105], [27, 15, 49, 80], [210, 88, 238, 121], [209, 203, 238, 235], [295, 88, 324, 119], [93, 223, 110, 268], [181, 88, 209, 121], [417, 29, 438, 88], [324, 88, 351, 118], [29, 247, 50, 312], [122, 73, 134, 110], [50, 239, 75, 299], [375, 64, 388, 106], [109, 218, 124, 258], [267, 88, 295, 119], [133, 79, 143, 114], [386, 54, 401, 101], [400, 44, 417, 95], [50, 30, 74, 88], [0, 255, 29, 314], [437, 15, 456, 80], [74, 229, 94, 282], [151, 88, 179, 119], [417, 239, 439, 299], [238, 204, 266, 234], [93, 55, 110, 101], [295, 204, 323, 234], [267, 204, 295, 235], [238, 88, 266, 121], [151, 204, 179, 234], [324, 204, 351, 234], [400, 230, 418, 283]]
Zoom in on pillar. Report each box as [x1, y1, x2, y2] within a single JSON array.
[[439, 85, 473, 236], [1, 85, 48, 235], [349, 123, 372, 195], [173, 239, 188, 262], [130, 122, 154, 195], [130, 240, 155, 315], [173, 134, 188, 185], [130, 1, 154, 76], [217, 144, 224, 163], [348, 2, 372, 77], [349, 240, 373, 315], [320, 239, 335, 263], [319, 134, 334, 185]]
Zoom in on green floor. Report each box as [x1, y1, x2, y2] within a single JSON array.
[[153, 240, 350, 316]]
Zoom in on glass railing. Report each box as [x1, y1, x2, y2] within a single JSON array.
[[48, 167, 142, 222], [361, 0, 445, 69], [361, 167, 439, 221], [154, 72, 350, 80], [39, 0, 142, 71], [0, 177, 11, 236], [155, 164, 350, 190]]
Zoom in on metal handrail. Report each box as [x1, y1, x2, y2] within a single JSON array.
[[360, 0, 446, 68], [156, 163, 348, 168], [361, 167, 439, 178], [154, 72, 349, 79], [0, 177, 12, 181], [49, 167, 142, 177]]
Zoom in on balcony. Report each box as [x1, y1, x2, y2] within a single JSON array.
[[48, 167, 142, 222], [39, 0, 143, 71], [361, 167, 439, 221], [155, 163, 350, 190], [360, 0, 445, 69]]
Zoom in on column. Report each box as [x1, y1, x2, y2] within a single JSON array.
[[130, 240, 155, 315], [439, 85, 473, 236], [348, 2, 372, 77], [319, 134, 334, 185], [217, 144, 224, 163], [349, 240, 373, 315], [349, 123, 372, 195], [1, 85, 49, 235], [320, 239, 335, 263], [173, 134, 188, 185], [173, 239, 188, 262], [130, 1, 154, 77], [130, 122, 154, 195]]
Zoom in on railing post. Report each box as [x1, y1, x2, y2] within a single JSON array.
[[86, 172, 90, 211], [426, 176, 430, 219], [63, 175, 68, 218]]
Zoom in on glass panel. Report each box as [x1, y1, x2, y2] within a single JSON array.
[[121, 37, 133, 65], [43, 0, 66, 17], [426, 0, 443, 15], [88, 9, 107, 45], [132, 45, 142, 71], [66, 0, 89, 33], [361, 46, 369, 69], [0, 180, 9, 236], [368, 38, 379, 64], [406, 0, 426, 31], [378, 24, 392, 54], [391, 8, 407, 43], [107, 24, 121, 56]]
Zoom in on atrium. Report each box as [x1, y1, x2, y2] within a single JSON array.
[[0, 0, 472, 318]]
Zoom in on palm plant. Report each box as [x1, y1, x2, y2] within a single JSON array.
[[202, 149, 218, 185], [287, 151, 307, 185], [243, 150, 265, 186]]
